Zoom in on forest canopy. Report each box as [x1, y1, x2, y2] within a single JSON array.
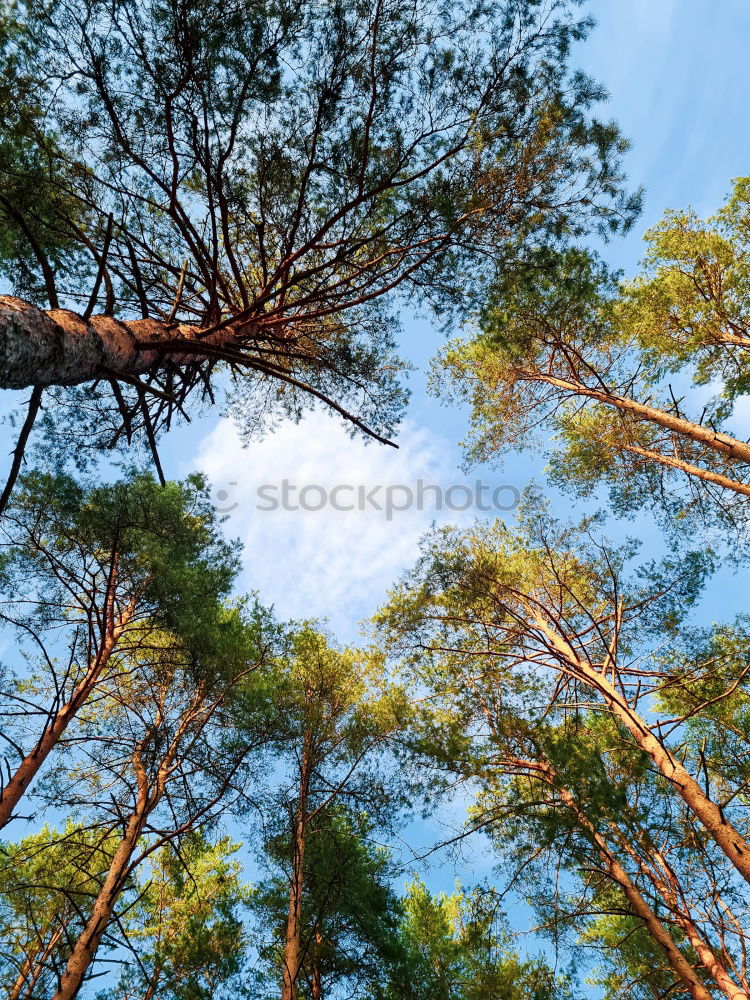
[[1, 1, 749, 999]]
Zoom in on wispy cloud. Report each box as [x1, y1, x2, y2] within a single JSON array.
[[187, 410, 520, 637]]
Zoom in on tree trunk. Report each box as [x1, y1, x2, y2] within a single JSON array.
[[49, 680, 204, 999], [51, 784, 150, 1000], [527, 760, 714, 1000], [281, 729, 314, 1000], [8, 925, 64, 1000], [0, 607, 131, 829], [531, 371, 750, 465], [618, 441, 750, 498], [0, 296, 241, 390], [311, 933, 323, 1000], [141, 961, 164, 1000], [619, 840, 750, 1000], [535, 619, 750, 885]]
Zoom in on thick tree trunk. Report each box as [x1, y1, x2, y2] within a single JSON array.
[[52, 796, 149, 1000], [281, 730, 313, 1000], [0, 296, 239, 389], [0, 605, 131, 830], [535, 619, 750, 885]]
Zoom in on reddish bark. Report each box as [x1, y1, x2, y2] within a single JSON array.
[[534, 617, 750, 886], [0, 296, 241, 390], [281, 729, 314, 1000]]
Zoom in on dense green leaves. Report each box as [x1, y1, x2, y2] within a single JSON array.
[[101, 835, 251, 1000], [378, 879, 575, 1000]]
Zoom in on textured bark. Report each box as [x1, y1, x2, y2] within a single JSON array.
[[51, 786, 150, 1000], [0, 295, 240, 389], [530, 371, 750, 465]]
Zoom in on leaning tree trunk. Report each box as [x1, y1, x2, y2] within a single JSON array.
[[526, 758, 714, 1000], [535, 618, 750, 886], [0, 296, 242, 389], [51, 791, 150, 1000], [0, 596, 131, 829], [533, 371, 750, 465], [8, 925, 64, 1000], [617, 838, 750, 1000], [618, 441, 750, 499]]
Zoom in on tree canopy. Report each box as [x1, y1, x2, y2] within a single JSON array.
[[3, 5, 750, 1000], [434, 177, 750, 542], [0, 0, 639, 499]]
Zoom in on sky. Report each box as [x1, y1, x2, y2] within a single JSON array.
[[1, 0, 750, 978]]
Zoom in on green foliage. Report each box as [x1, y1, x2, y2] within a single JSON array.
[[263, 624, 411, 765], [377, 879, 575, 1000], [0, 3, 88, 303], [0, 823, 121, 995], [100, 834, 251, 1000], [0, 469, 252, 671], [252, 808, 404, 1000], [433, 179, 750, 539], [377, 494, 706, 676], [374, 501, 750, 1000], [1, 0, 641, 460], [616, 177, 750, 401], [577, 897, 682, 1000]]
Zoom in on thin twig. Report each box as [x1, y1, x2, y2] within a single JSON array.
[[166, 259, 188, 325], [96, 367, 178, 404], [0, 387, 44, 516], [138, 392, 166, 486], [0, 197, 59, 309], [83, 213, 114, 321]]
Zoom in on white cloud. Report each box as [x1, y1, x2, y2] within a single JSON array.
[[186, 410, 519, 638]]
